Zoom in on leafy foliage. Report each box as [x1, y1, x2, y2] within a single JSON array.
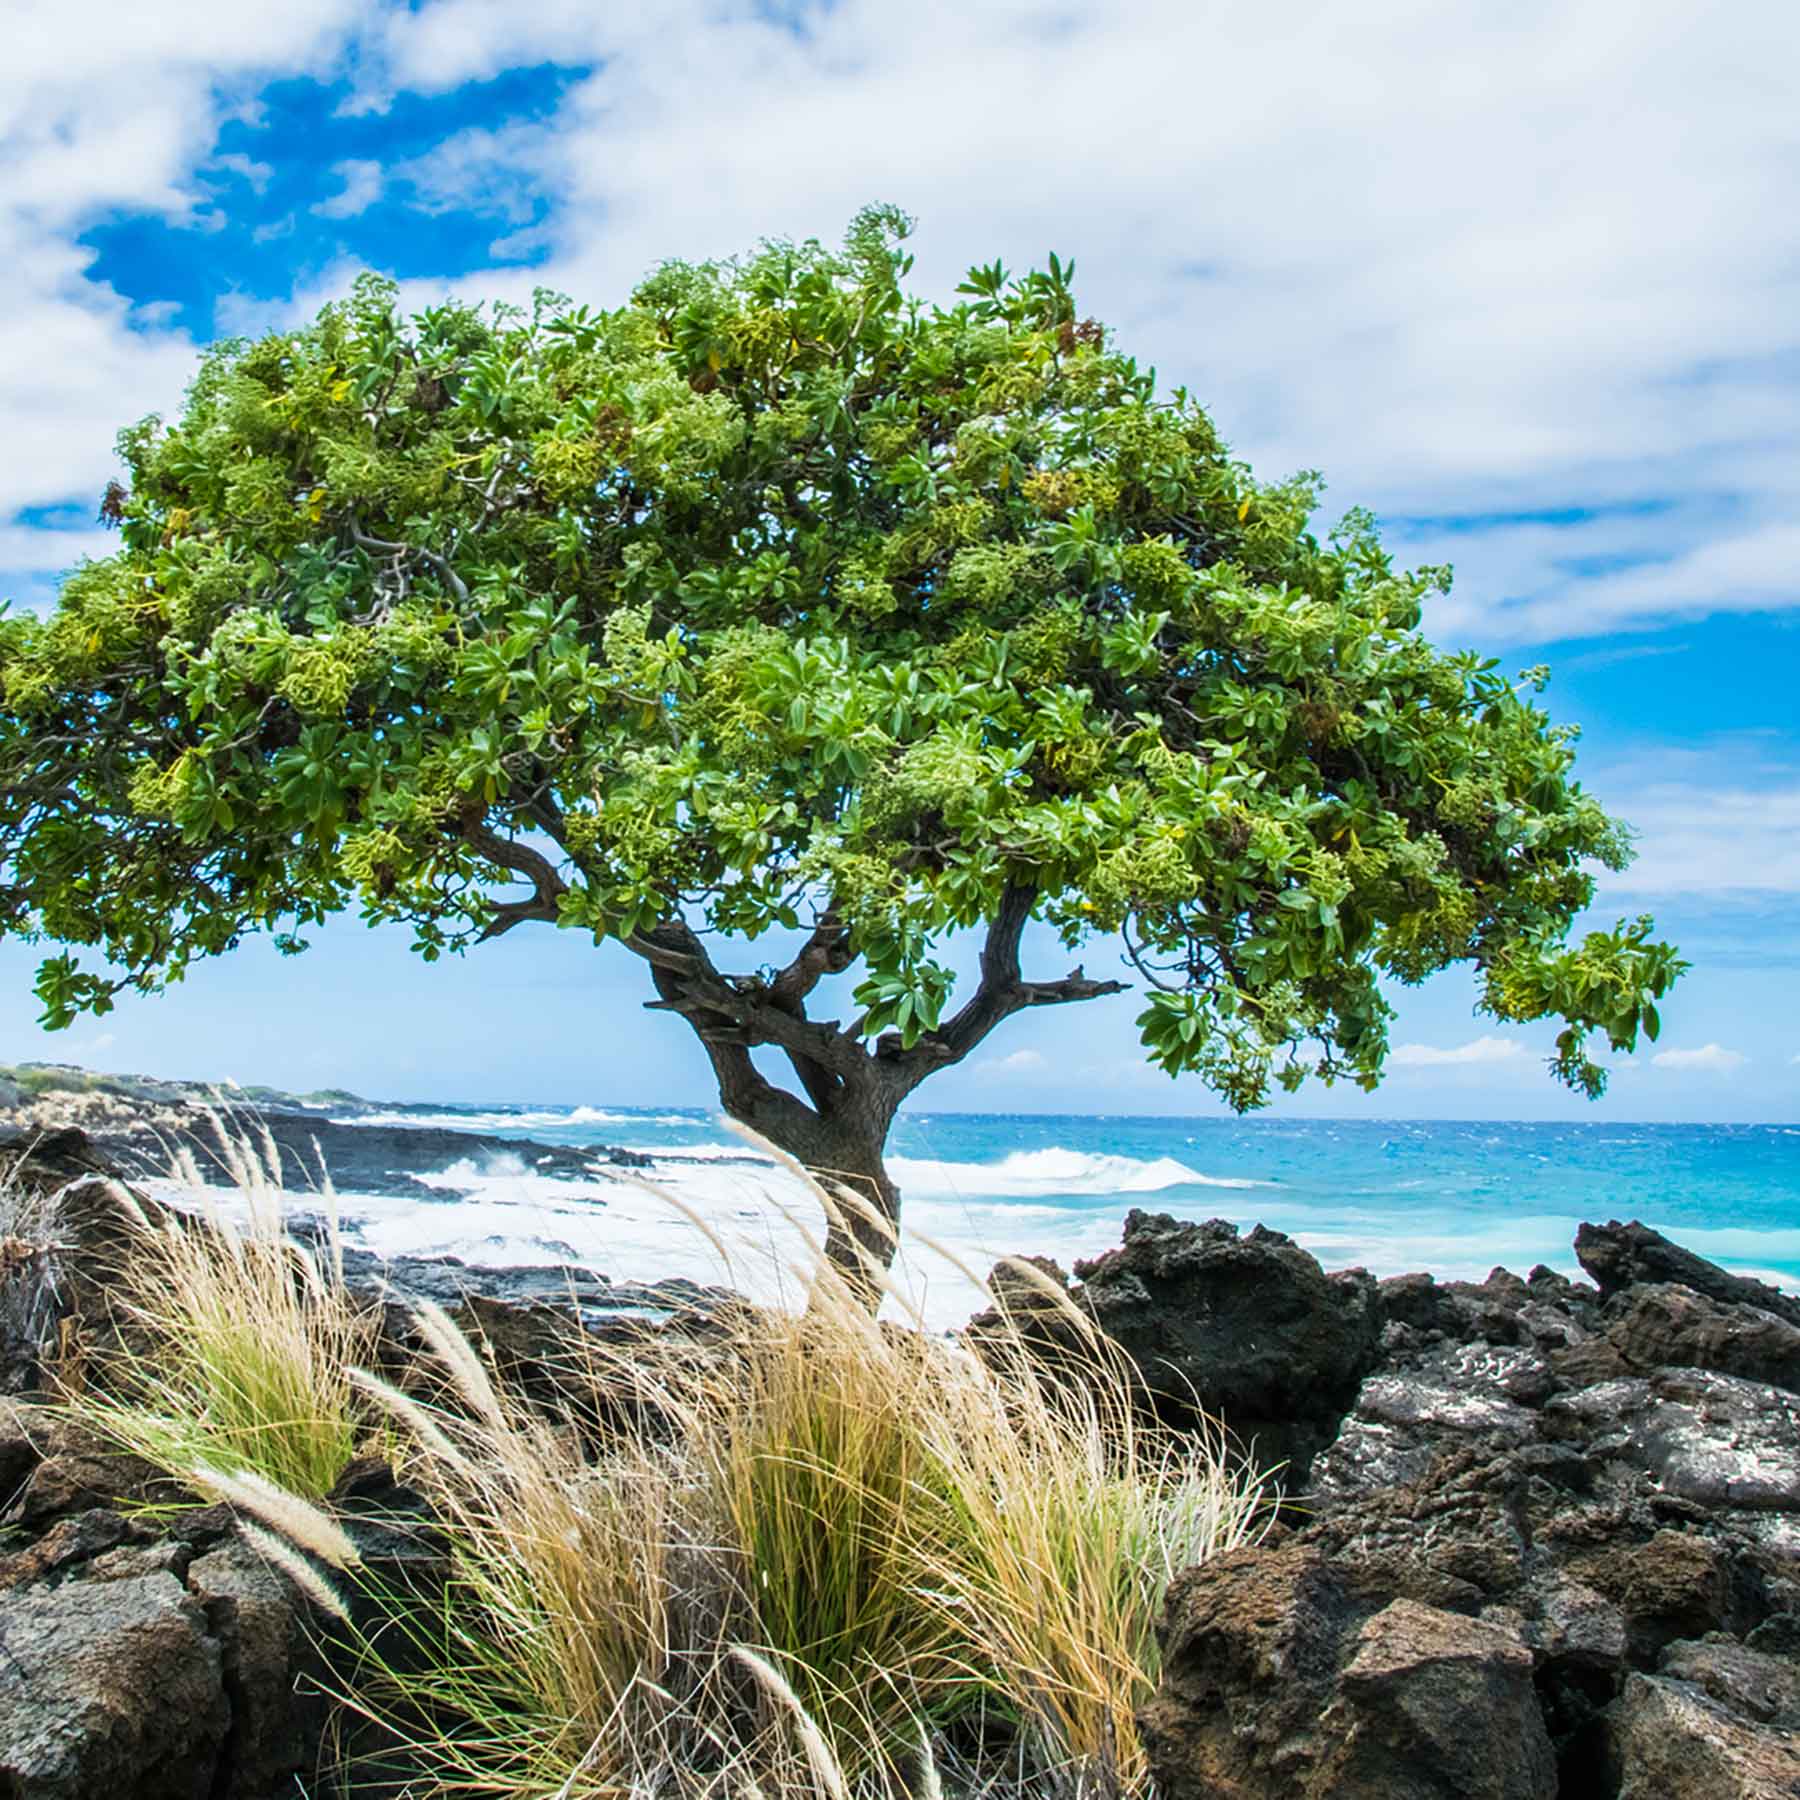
[[0, 207, 1681, 1106]]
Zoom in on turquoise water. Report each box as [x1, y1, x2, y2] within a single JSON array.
[[339, 1105, 1800, 1298]]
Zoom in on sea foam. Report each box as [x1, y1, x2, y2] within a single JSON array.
[[887, 1145, 1265, 1198]]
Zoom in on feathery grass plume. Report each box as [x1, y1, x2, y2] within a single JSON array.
[[239, 1519, 354, 1622], [68, 1127, 372, 1498], [730, 1645, 850, 1800], [191, 1462, 363, 1568], [917, 1316, 1271, 1795], [248, 1155, 1270, 1798], [402, 1292, 507, 1432], [720, 1119, 901, 1309], [332, 1364, 715, 1796], [345, 1365, 468, 1470]]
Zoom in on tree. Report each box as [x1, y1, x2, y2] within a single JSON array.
[[0, 209, 1683, 1281]]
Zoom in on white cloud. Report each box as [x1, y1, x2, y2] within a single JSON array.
[[1594, 756, 1800, 897], [977, 1048, 1047, 1077], [363, 0, 1800, 646], [209, 151, 273, 192], [312, 157, 385, 220], [1390, 1036, 1528, 1068], [1652, 1043, 1748, 1072], [0, 2, 361, 527], [0, 521, 114, 570], [8, 0, 1800, 655]]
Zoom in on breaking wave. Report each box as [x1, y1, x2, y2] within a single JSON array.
[[885, 1146, 1267, 1199], [332, 1106, 702, 1132]]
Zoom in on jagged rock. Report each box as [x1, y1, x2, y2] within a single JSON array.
[[0, 1124, 122, 1201], [1142, 1544, 1356, 1798], [1071, 1210, 1382, 1479], [3, 1088, 651, 1200], [1317, 1599, 1557, 1799], [1545, 1369, 1800, 1514], [0, 1571, 231, 1799], [1309, 1340, 1545, 1499], [187, 1538, 332, 1800], [1143, 1547, 1558, 1798], [0, 1507, 139, 1588], [1139, 1211, 1800, 1799], [0, 1452, 435, 1798], [0, 1402, 170, 1530], [1596, 1282, 1800, 1394], [1379, 1265, 1602, 1355], [1605, 1660, 1800, 1797], [1576, 1219, 1800, 1329], [1657, 1637, 1800, 1723]]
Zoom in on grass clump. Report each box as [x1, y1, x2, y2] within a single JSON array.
[[73, 1125, 371, 1498], [327, 1174, 1268, 1797], [74, 1133, 1269, 1797]]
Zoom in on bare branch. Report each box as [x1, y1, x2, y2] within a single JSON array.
[[462, 820, 568, 941], [767, 908, 854, 1013], [348, 516, 472, 607], [880, 884, 1127, 1095], [624, 913, 872, 1082]]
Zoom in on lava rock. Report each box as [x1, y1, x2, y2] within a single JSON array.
[[1597, 1282, 1800, 1394], [1136, 1211, 1800, 1800], [1576, 1219, 1800, 1329], [0, 1572, 231, 1799], [1071, 1211, 1382, 1480], [1604, 1661, 1800, 1797], [187, 1537, 335, 1800], [1143, 1547, 1558, 1799]]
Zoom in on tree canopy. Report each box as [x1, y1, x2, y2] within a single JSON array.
[[0, 208, 1682, 1256]]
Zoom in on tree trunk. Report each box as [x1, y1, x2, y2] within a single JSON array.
[[631, 893, 1120, 1309], [807, 1128, 902, 1297], [716, 1086, 902, 1303]]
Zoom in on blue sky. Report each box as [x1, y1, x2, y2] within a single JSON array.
[[3, 0, 1798, 1121]]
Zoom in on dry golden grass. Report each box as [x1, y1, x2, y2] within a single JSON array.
[[75, 1127, 1268, 1798], [71, 1127, 372, 1498]]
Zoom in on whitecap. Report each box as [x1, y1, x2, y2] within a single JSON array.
[[333, 1105, 704, 1133], [886, 1146, 1268, 1199]]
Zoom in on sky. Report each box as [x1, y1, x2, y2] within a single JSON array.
[[2, 0, 1797, 1122]]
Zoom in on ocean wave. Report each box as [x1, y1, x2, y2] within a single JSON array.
[[331, 1106, 702, 1132], [886, 1146, 1265, 1199], [651, 1141, 772, 1162], [568, 1107, 702, 1128]]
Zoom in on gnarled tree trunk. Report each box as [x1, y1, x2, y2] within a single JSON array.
[[623, 889, 1125, 1305]]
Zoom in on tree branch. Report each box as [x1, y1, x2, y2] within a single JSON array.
[[625, 914, 874, 1087], [880, 884, 1127, 1095], [463, 821, 568, 941], [767, 908, 854, 1014], [348, 517, 471, 607]]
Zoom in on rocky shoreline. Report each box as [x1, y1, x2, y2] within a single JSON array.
[[0, 1060, 663, 1198], [1, 1111, 1797, 1796]]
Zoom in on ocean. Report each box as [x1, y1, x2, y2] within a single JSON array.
[[190, 1107, 1800, 1330]]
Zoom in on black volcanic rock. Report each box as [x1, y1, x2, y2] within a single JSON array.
[[1576, 1218, 1800, 1328], [1134, 1214, 1800, 1800], [1070, 1210, 1382, 1481]]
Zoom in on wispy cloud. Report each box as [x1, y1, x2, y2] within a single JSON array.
[[209, 151, 273, 192], [1652, 1043, 1748, 1073], [361, 0, 1800, 647], [312, 157, 385, 220], [1597, 768, 1800, 898], [1391, 1036, 1527, 1068], [977, 1048, 1047, 1077]]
